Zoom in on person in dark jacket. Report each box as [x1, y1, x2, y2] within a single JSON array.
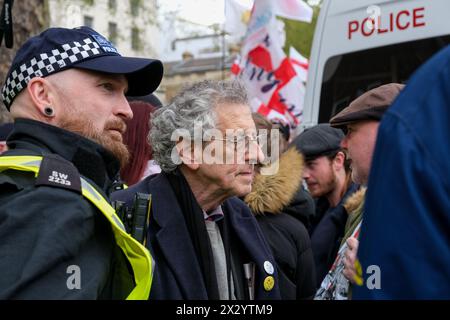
[[252, 113, 315, 229], [353, 46, 450, 299], [243, 113, 315, 300], [324, 83, 404, 300], [282, 186, 316, 231], [291, 124, 358, 287], [0, 26, 163, 299], [112, 80, 281, 300], [245, 145, 316, 299]]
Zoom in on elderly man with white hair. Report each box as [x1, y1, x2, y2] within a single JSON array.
[[112, 80, 281, 300]]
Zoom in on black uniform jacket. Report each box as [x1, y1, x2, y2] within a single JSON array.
[[0, 118, 133, 299]]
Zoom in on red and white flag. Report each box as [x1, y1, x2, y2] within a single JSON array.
[[233, 0, 312, 128], [289, 46, 308, 83], [274, 0, 313, 23]]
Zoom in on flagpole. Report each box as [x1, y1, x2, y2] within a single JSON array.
[[222, 0, 228, 80], [221, 29, 226, 80]]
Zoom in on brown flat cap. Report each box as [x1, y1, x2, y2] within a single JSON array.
[[330, 83, 405, 128]]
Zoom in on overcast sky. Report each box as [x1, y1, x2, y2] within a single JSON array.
[[159, 0, 253, 26]]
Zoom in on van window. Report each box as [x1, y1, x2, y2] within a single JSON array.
[[319, 35, 450, 123]]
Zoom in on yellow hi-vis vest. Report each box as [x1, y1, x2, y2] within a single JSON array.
[[0, 155, 153, 300]]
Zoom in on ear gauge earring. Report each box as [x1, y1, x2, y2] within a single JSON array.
[[44, 106, 54, 117]]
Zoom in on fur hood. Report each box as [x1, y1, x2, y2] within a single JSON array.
[[245, 147, 304, 215], [343, 186, 366, 214]]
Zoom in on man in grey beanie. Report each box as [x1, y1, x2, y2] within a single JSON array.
[[292, 123, 359, 287]]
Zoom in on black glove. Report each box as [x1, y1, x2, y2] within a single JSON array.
[[0, 0, 14, 49]]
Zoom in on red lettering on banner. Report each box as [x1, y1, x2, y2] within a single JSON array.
[[348, 20, 359, 39], [396, 10, 410, 30], [347, 7, 426, 40], [389, 12, 394, 32], [361, 18, 375, 37], [413, 7, 425, 27], [378, 16, 388, 34]]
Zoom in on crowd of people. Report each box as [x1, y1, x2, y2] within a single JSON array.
[[0, 26, 448, 300]]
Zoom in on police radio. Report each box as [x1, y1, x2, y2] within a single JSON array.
[[113, 193, 151, 245]]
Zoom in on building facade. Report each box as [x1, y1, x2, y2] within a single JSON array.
[[47, 0, 160, 58], [160, 53, 236, 104]]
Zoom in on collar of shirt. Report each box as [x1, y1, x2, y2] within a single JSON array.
[[203, 205, 224, 222]]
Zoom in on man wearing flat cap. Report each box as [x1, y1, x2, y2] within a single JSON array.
[[316, 83, 404, 300], [292, 124, 358, 287], [330, 83, 405, 186], [354, 46, 450, 300], [0, 26, 163, 299]]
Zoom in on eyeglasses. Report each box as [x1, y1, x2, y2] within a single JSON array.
[[211, 133, 267, 151]]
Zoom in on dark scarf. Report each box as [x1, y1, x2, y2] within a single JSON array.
[[164, 169, 220, 300]]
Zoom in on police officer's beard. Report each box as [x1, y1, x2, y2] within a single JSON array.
[[59, 117, 130, 168]]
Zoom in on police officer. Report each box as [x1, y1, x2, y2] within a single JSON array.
[[0, 26, 163, 299]]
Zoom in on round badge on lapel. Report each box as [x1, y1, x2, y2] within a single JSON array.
[[263, 261, 274, 275], [263, 276, 275, 291]]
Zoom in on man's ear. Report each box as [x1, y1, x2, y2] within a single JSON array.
[[333, 151, 345, 171], [176, 139, 200, 171], [26, 77, 57, 118]]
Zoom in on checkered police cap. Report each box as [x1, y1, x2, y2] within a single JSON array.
[[1, 26, 163, 110]]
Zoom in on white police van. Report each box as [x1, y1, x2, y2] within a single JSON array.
[[300, 0, 450, 129]]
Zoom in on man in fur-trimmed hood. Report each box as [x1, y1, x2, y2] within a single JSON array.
[[245, 115, 316, 300]]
